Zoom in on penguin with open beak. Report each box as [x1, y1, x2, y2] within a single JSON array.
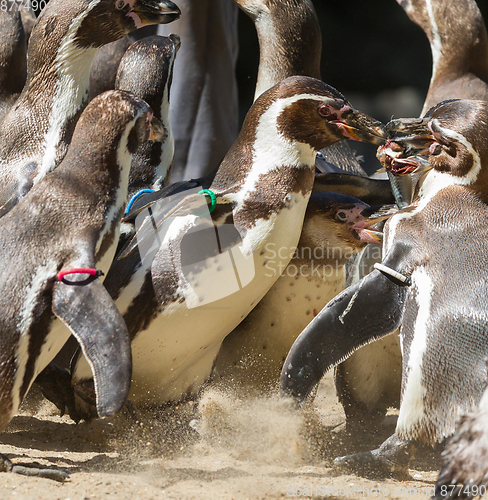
[[281, 98, 488, 478], [64, 76, 386, 421]]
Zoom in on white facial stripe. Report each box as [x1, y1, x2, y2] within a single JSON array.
[[386, 159, 477, 251], [426, 0, 442, 80], [37, 0, 102, 185], [431, 119, 482, 185], [95, 114, 138, 258], [154, 50, 176, 188], [12, 261, 58, 414], [235, 93, 323, 213], [396, 267, 433, 436]]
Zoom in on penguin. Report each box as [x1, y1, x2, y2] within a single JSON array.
[[280, 98, 488, 476], [434, 381, 488, 499], [334, 0, 488, 430], [0, 0, 180, 216], [0, 8, 27, 120], [0, 89, 165, 479], [115, 33, 180, 195], [68, 76, 386, 419], [397, 0, 488, 117], [234, 0, 366, 176], [34, 33, 180, 409], [212, 191, 387, 394]]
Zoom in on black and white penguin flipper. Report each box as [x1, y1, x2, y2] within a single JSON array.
[[52, 277, 131, 418], [281, 262, 409, 405]]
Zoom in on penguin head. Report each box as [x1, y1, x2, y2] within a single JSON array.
[[424, 100, 488, 185], [115, 33, 181, 112], [297, 192, 383, 264], [382, 100, 488, 196], [29, 0, 180, 58], [248, 76, 386, 152], [68, 90, 166, 172]]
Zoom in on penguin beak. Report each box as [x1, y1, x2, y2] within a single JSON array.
[[352, 204, 399, 243], [149, 116, 167, 143], [379, 117, 436, 175], [129, 0, 181, 27], [331, 109, 386, 146]]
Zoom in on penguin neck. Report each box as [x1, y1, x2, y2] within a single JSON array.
[[253, 1, 322, 100], [421, 0, 488, 113], [15, 2, 104, 185], [211, 95, 318, 200], [153, 84, 174, 189]]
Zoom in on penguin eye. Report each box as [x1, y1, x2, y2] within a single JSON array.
[[318, 104, 333, 117], [116, 0, 125, 10], [336, 211, 348, 221]]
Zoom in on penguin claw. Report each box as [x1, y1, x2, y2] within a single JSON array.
[[0, 454, 68, 482], [10, 465, 69, 482], [333, 434, 414, 480], [34, 363, 79, 421]]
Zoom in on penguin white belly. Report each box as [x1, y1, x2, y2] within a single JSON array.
[[128, 196, 311, 404], [338, 333, 402, 408], [214, 262, 347, 388]]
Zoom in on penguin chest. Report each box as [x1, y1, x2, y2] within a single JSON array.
[[396, 264, 488, 443], [213, 261, 347, 387], [128, 194, 311, 404]]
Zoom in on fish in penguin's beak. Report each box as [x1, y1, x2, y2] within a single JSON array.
[[128, 0, 181, 27]]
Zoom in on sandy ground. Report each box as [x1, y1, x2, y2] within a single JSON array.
[[0, 372, 446, 500]]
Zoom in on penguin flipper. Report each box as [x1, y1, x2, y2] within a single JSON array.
[[52, 279, 132, 418], [280, 267, 409, 405]]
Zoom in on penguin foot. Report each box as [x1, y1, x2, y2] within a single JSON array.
[[34, 363, 78, 420], [0, 454, 69, 482], [333, 433, 415, 479]]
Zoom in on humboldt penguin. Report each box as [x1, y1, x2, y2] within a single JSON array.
[[212, 192, 386, 393], [115, 33, 180, 195], [281, 98, 488, 476], [0, 90, 165, 479], [0, 7, 27, 120], [397, 0, 488, 116], [68, 76, 385, 419], [334, 0, 488, 429], [35, 33, 180, 407], [0, 0, 180, 216]]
